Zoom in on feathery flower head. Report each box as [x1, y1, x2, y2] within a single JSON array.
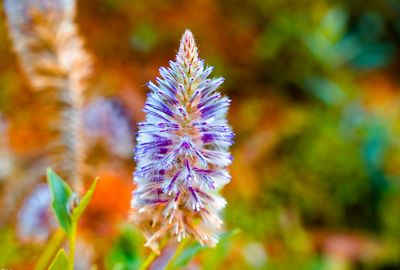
[[131, 30, 234, 253]]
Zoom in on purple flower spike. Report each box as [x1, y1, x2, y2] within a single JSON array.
[[130, 30, 234, 253]]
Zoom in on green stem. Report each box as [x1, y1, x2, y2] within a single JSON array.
[[34, 229, 66, 270], [139, 250, 158, 270], [139, 238, 169, 270], [164, 238, 189, 270], [68, 222, 77, 270]]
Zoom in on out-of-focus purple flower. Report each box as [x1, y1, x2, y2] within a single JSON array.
[[131, 30, 234, 253], [83, 97, 134, 158], [17, 184, 56, 242]]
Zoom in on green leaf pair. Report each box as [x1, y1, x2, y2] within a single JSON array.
[[45, 168, 98, 270], [46, 168, 98, 235]]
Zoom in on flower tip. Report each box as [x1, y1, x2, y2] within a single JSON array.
[[182, 29, 194, 41], [180, 29, 195, 49]]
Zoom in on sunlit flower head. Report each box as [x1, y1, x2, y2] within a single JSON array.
[[131, 30, 234, 253]]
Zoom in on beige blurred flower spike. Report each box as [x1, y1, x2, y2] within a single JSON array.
[[4, 0, 92, 190]]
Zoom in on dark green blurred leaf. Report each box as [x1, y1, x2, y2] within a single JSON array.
[[349, 42, 395, 69], [357, 12, 385, 41], [304, 76, 346, 105], [130, 23, 158, 53]]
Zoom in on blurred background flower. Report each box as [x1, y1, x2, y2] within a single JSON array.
[[17, 184, 56, 243], [84, 97, 134, 159]]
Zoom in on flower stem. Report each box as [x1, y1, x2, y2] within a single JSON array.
[[139, 238, 170, 270], [164, 238, 189, 270], [139, 250, 158, 270], [68, 222, 77, 270], [34, 228, 65, 270]]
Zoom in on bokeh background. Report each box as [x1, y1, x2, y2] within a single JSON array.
[[1, 0, 400, 269]]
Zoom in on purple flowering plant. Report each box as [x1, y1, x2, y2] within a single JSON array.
[[131, 30, 234, 253]]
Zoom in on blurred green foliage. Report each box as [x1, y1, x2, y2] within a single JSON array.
[[105, 225, 143, 270]]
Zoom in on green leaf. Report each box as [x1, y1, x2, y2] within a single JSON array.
[[48, 249, 69, 270], [105, 224, 142, 270], [47, 168, 73, 234], [71, 177, 98, 222], [172, 243, 206, 268], [172, 229, 241, 269], [320, 7, 348, 42]]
